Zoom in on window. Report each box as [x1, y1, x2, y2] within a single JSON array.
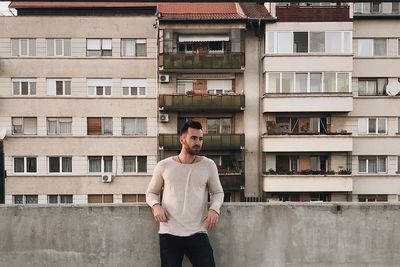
[[14, 157, 37, 173], [121, 39, 147, 57], [354, 3, 383, 14], [12, 117, 37, 135], [358, 156, 387, 173], [48, 195, 73, 204], [358, 117, 387, 134], [398, 117, 400, 133], [206, 118, 232, 134], [46, 39, 71, 56], [47, 117, 72, 135], [87, 117, 113, 135], [87, 79, 112, 96], [358, 78, 387, 96], [266, 72, 351, 93], [358, 195, 388, 202], [398, 156, 400, 173], [47, 79, 71, 96], [11, 38, 36, 56], [122, 79, 146, 96], [13, 195, 38, 204], [123, 156, 147, 173], [358, 39, 387, 56], [122, 194, 146, 203], [87, 39, 112, 56], [122, 118, 147, 135], [88, 194, 113, 203], [88, 156, 113, 173], [48, 157, 72, 173], [398, 39, 400, 56], [12, 79, 36, 95], [207, 80, 233, 94], [267, 31, 351, 53]]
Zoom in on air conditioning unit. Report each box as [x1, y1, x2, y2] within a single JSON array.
[[101, 174, 113, 183], [159, 74, 170, 83], [159, 114, 169, 123]]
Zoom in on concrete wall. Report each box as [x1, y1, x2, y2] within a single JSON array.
[[1, 204, 400, 267]]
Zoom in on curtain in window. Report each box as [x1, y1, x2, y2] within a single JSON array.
[[138, 156, 147, 172], [26, 157, 37, 172], [103, 157, 113, 172], [59, 118, 72, 134], [358, 158, 367, 172], [378, 157, 386, 173], [368, 158, 377, 173], [123, 157, 136, 172], [137, 118, 147, 135], [14, 158, 24, 173], [62, 157, 72, 172], [220, 119, 232, 134], [89, 157, 101, 172], [123, 118, 136, 134], [310, 32, 325, 52], [60, 195, 73, 203], [122, 39, 135, 56], [136, 41, 147, 57], [12, 117, 23, 134], [102, 118, 113, 134]]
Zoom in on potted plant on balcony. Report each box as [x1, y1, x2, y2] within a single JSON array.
[[186, 90, 195, 96]]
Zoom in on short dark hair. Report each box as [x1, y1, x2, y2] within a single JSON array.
[[180, 120, 202, 135]]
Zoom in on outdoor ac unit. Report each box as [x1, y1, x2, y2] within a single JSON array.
[[159, 74, 170, 83], [159, 114, 169, 123], [101, 174, 113, 183]]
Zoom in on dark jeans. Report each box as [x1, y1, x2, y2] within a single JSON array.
[[159, 233, 216, 267]]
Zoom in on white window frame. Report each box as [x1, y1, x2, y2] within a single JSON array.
[[47, 194, 73, 204], [13, 156, 37, 174], [12, 38, 36, 57], [122, 156, 147, 173], [47, 79, 72, 96], [266, 72, 351, 93], [87, 79, 112, 96], [266, 31, 352, 54], [12, 79, 37, 96], [88, 156, 113, 173], [47, 38, 71, 57], [358, 156, 387, 174], [398, 38, 400, 56], [48, 156, 73, 174], [86, 38, 112, 56], [121, 79, 147, 97], [121, 39, 147, 57], [47, 117, 72, 135], [358, 38, 387, 57], [13, 195, 38, 204], [121, 118, 147, 136], [87, 117, 113, 135], [358, 117, 387, 135], [207, 80, 233, 94], [12, 117, 37, 135]]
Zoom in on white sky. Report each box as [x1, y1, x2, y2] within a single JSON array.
[[0, 2, 16, 16]]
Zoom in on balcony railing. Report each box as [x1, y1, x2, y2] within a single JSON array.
[[159, 94, 245, 112], [219, 174, 244, 190], [159, 52, 245, 70], [159, 134, 244, 151], [276, 6, 351, 22]]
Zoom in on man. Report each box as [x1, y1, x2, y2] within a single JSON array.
[[146, 120, 224, 267]]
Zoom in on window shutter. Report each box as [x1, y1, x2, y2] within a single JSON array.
[[11, 39, 19, 56], [358, 118, 367, 134], [103, 194, 113, 203], [64, 39, 71, 56], [29, 39, 36, 56], [24, 118, 37, 135], [47, 39, 54, 56], [87, 39, 101, 50], [87, 118, 102, 135], [47, 79, 56, 96]]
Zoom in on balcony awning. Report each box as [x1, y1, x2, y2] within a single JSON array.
[[178, 35, 230, 42]]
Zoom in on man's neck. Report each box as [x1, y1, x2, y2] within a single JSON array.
[[178, 152, 197, 164]]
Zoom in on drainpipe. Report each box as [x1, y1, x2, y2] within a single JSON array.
[[0, 139, 5, 204]]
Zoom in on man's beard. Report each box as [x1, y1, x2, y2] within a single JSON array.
[[188, 145, 201, 155]]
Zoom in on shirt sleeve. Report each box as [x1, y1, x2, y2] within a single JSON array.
[[146, 161, 164, 208], [208, 160, 224, 214]]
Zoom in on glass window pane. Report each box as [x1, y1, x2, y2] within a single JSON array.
[[103, 156, 113, 172], [48, 195, 58, 204], [378, 118, 386, 133], [207, 119, 219, 134], [64, 39, 71, 56], [23, 118, 37, 135], [102, 118, 113, 135], [139, 87, 146, 96], [123, 157, 136, 172], [310, 73, 322, 92], [377, 79, 387, 96], [277, 32, 292, 53], [13, 82, 20, 95], [368, 158, 377, 173], [89, 157, 101, 172], [26, 157, 37, 172], [29, 39, 36, 56], [21, 82, 29, 95], [310, 32, 325, 52], [295, 73, 308, 93], [55, 39, 63, 55], [62, 157, 72, 172], [374, 39, 387, 56], [131, 87, 138, 95], [136, 43, 146, 56], [47, 39, 54, 56], [102, 39, 112, 50], [60, 195, 73, 204], [59, 121, 72, 134], [56, 81, 63, 95], [96, 86, 103, 95], [220, 118, 232, 134], [378, 157, 386, 172], [137, 118, 147, 135], [105, 86, 111, 95], [14, 195, 23, 204], [358, 39, 373, 56], [138, 156, 147, 172], [359, 158, 367, 172], [337, 73, 349, 92], [49, 157, 60, 172], [326, 32, 342, 53], [29, 82, 36, 95], [25, 195, 38, 204], [343, 32, 352, 53], [64, 81, 71, 95], [267, 32, 275, 53], [281, 72, 294, 93], [123, 87, 129, 96], [293, 32, 308, 53], [87, 39, 101, 50], [14, 158, 25, 173], [123, 118, 135, 134], [47, 119, 58, 135], [122, 39, 135, 56], [368, 118, 376, 133], [20, 39, 28, 55], [268, 73, 280, 93], [324, 72, 336, 92]]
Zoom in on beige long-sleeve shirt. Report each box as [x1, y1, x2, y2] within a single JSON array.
[[146, 157, 224, 237]]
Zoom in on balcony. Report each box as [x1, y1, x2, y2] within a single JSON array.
[[159, 134, 244, 151], [159, 94, 245, 112], [262, 93, 353, 113], [263, 174, 353, 192], [220, 174, 244, 191], [262, 134, 352, 152], [159, 52, 245, 72], [276, 6, 351, 22]]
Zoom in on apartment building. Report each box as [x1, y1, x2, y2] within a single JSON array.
[[0, 3, 159, 204], [157, 3, 272, 202]]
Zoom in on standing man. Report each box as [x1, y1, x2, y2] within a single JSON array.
[[146, 120, 224, 267]]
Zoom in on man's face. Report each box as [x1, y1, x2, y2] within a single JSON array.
[[180, 127, 204, 155]]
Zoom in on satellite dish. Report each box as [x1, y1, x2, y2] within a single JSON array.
[[386, 81, 400, 96], [0, 129, 6, 140]]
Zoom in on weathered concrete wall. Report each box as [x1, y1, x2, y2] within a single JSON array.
[[1, 203, 400, 267]]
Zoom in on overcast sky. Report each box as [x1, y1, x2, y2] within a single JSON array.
[[0, 2, 16, 16]]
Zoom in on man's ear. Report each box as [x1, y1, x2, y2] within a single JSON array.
[[179, 134, 185, 145]]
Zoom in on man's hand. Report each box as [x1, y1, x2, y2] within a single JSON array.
[[203, 209, 219, 230], [152, 204, 169, 223]]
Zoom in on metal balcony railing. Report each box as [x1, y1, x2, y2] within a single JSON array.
[[159, 134, 244, 151], [159, 94, 245, 112], [159, 52, 245, 70]]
